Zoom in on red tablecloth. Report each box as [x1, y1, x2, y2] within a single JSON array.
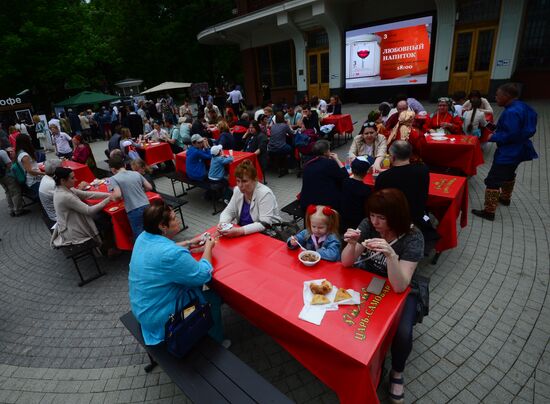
[[136, 142, 174, 166], [208, 126, 220, 140], [204, 230, 408, 404], [364, 172, 468, 252], [418, 134, 484, 176], [39, 160, 95, 186], [321, 114, 354, 134], [87, 185, 161, 250], [175, 150, 264, 187]]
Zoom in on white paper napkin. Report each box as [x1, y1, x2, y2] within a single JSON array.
[[298, 305, 326, 325], [334, 288, 361, 305]]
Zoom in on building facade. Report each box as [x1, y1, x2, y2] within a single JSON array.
[[198, 0, 549, 105]]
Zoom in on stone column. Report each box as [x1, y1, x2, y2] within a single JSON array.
[[277, 12, 307, 103], [430, 0, 456, 100]]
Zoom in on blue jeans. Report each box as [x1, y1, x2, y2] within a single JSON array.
[[127, 205, 148, 241], [391, 293, 418, 372]]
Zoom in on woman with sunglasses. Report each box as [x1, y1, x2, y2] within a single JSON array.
[[348, 121, 387, 171]]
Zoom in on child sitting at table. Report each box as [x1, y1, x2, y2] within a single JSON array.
[[287, 204, 341, 261], [208, 145, 233, 201]]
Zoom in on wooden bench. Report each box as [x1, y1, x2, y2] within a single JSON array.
[[164, 172, 224, 215], [281, 199, 303, 224], [120, 311, 292, 404], [58, 239, 105, 286]]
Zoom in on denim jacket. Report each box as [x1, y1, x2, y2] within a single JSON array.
[[287, 229, 341, 262]]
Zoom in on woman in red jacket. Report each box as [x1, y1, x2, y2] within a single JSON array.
[[424, 98, 464, 135]]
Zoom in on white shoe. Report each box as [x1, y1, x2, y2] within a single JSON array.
[[221, 339, 232, 349]]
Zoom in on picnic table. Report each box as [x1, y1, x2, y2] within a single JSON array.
[[364, 172, 468, 253], [175, 150, 264, 187], [136, 142, 174, 166], [417, 134, 484, 176], [202, 229, 409, 404], [39, 160, 95, 186], [321, 114, 354, 135], [87, 183, 161, 250]]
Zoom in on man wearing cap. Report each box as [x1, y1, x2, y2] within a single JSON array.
[[186, 134, 212, 181], [375, 140, 430, 232], [340, 156, 373, 232]]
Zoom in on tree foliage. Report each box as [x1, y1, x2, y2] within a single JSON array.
[[0, 0, 240, 106]]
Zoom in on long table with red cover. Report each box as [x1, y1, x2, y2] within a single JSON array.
[[321, 114, 354, 134], [87, 184, 161, 251], [417, 134, 484, 176], [136, 142, 174, 166], [204, 229, 409, 404], [175, 150, 264, 187], [364, 172, 468, 253], [39, 160, 95, 186]]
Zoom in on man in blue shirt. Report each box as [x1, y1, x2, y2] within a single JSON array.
[[472, 83, 538, 221], [186, 134, 211, 181]]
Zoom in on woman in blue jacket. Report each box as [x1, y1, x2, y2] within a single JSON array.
[[129, 200, 226, 346]]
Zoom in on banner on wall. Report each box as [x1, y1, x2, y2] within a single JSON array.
[[345, 16, 433, 89]]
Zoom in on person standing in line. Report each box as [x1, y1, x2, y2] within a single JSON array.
[[472, 83, 538, 221], [227, 85, 244, 117]]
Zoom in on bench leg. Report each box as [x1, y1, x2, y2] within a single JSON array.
[[170, 179, 187, 198], [431, 252, 441, 265], [144, 354, 158, 373], [175, 207, 188, 232], [73, 251, 105, 287]]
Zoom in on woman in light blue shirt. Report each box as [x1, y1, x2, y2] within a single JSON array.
[[129, 200, 224, 346]]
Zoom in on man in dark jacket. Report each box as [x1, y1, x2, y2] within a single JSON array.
[[375, 140, 430, 229], [299, 140, 348, 214], [127, 106, 144, 138], [67, 109, 82, 135], [472, 83, 538, 221]]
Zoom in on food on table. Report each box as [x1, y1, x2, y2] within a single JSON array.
[[311, 294, 330, 305], [334, 288, 352, 303], [301, 252, 319, 262], [309, 280, 333, 295]]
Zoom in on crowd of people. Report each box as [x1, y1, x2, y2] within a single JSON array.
[[0, 81, 538, 404]]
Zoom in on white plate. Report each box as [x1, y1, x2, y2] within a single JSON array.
[[431, 136, 449, 141]]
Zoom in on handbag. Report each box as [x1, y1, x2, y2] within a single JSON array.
[[410, 275, 429, 324], [164, 289, 213, 358], [11, 157, 26, 184]]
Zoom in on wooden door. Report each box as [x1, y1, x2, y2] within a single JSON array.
[[449, 26, 497, 95], [307, 49, 330, 100]]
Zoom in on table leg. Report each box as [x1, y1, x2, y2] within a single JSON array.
[[431, 252, 441, 265]]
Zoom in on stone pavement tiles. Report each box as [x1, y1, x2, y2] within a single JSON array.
[[0, 102, 548, 403]]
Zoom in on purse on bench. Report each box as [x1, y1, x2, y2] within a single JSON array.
[[165, 289, 213, 358]]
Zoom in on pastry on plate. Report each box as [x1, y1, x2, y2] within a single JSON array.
[[311, 294, 330, 305], [334, 288, 352, 302], [309, 280, 333, 295]]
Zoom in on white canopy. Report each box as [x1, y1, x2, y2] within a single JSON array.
[[141, 81, 192, 94]]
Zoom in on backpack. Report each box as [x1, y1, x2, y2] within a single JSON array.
[[12, 159, 26, 184], [294, 131, 311, 148]]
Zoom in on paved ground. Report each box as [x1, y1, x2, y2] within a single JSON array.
[[0, 101, 548, 403]]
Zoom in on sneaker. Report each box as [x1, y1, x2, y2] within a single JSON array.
[[221, 339, 232, 349], [223, 199, 230, 205]]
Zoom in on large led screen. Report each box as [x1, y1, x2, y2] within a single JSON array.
[[345, 16, 433, 89]]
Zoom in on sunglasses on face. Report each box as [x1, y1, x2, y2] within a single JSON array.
[[363, 122, 376, 128]]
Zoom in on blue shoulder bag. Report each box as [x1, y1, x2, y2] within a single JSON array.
[[164, 289, 213, 358]]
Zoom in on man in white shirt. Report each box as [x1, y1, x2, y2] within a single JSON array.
[[38, 159, 62, 226], [227, 85, 244, 116]]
